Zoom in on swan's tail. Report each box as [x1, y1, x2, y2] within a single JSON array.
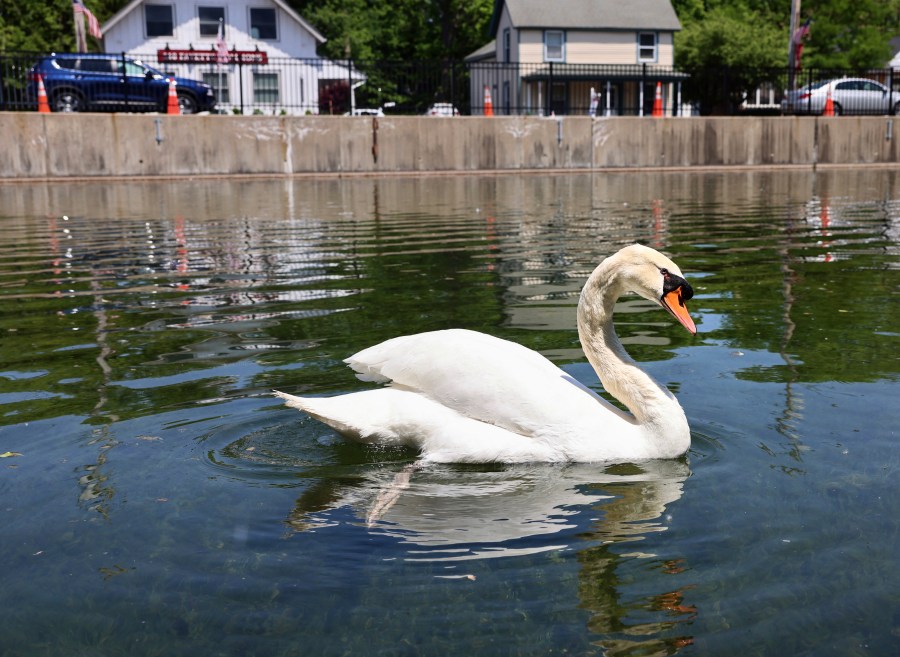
[[274, 390, 377, 442], [273, 389, 431, 446]]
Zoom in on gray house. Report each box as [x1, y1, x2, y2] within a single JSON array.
[[468, 0, 685, 116]]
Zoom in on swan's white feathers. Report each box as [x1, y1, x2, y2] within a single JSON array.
[[274, 388, 563, 462], [275, 244, 694, 463], [345, 329, 635, 438]]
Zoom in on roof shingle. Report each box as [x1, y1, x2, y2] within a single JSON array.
[[492, 0, 681, 35]]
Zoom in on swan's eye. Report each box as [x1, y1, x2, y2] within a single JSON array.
[[660, 268, 693, 301]]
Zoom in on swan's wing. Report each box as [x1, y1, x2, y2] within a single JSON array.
[[344, 329, 631, 436]]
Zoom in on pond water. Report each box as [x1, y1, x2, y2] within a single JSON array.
[[0, 170, 897, 656]]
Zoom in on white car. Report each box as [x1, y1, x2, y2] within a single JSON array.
[[425, 103, 460, 116], [345, 108, 384, 116], [782, 77, 900, 116]]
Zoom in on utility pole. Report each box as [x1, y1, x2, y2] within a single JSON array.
[[787, 0, 802, 91]]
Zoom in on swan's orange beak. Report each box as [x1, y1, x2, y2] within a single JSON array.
[[662, 288, 696, 335]]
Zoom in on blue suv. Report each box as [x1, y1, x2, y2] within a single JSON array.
[[28, 53, 216, 114]]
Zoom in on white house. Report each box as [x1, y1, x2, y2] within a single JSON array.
[[468, 0, 686, 116], [101, 0, 357, 114]]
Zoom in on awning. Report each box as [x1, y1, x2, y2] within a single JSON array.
[[521, 64, 690, 83]]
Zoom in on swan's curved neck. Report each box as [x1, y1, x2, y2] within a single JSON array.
[[576, 257, 689, 451]]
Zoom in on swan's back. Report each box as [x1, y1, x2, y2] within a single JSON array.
[[345, 329, 634, 438]]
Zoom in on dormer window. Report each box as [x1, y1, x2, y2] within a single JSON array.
[[145, 4, 174, 37], [198, 6, 225, 38], [250, 8, 278, 40], [638, 32, 657, 62], [544, 30, 565, 62]]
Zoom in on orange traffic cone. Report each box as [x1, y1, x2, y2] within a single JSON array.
[[484, 85, 494, 117], [652, 81, 663, 117], [36, 74, 50, 113], [166, 78, 180, 115], [822, 84, 835, 116]]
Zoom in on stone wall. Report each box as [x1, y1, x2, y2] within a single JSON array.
[[1, 113, 897, 179]]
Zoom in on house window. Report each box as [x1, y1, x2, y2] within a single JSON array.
[[253, 72, 279, 104], [638, 32, 657, 62], [198, 6, 225, 38], [544, 30, 565, 62], [250, 8, 277, 40], [502, 28, 511, 62], [203, 72, 229, 104], [145, 4, 174, 37]]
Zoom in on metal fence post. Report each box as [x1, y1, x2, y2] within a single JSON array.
[[888, 67, 894, 116], [121, 52, 129, 108], [641, 63, 646, 116], [548, 61, 553, 116], [239, 62, 244, 114], [347, 58, 352, 114], [449, 61, 455, 112], [0, 58, 7, 111], [806, 68, 813, 114]]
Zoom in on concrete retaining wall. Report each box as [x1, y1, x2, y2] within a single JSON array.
[[1, 113, 898, 179]]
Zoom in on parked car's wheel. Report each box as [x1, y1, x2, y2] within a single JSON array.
[[177, 91, 198, 115], [893, 102, 900, 116], [831, 103, 843, 116], [51, 89, 84, 112]]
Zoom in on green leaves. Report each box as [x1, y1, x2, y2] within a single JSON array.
[[676, 7, 785, 70], [672, 0, 900, 70], [289, 0, 494, 62]]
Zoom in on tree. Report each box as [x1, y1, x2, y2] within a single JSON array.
[[0, 0, 122, 52], [670, 0, 900, 113], [287, 0, 493, 62], [674, 3, 787, 113], [418, 0, 495, 60], [285, 0, 492, 112], [671, 0, 900, 71], [799, 0, 900, 69], [672, 0, 791, 70], [675, 6, 786, 70]]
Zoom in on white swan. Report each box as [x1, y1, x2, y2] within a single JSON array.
[[275, 244, 697, 463]]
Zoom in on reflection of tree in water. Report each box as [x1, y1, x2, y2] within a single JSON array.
[[282, 458, 695, 652], [577, 473, 697, 656]]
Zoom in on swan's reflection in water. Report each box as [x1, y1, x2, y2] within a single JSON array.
[[287, 458, 694, 653], [288, 459, 688, 553]]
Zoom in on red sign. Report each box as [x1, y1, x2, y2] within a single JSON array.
[[157, 49, 268, 65]]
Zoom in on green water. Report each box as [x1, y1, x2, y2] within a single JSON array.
[[0, 171, 897, 656]]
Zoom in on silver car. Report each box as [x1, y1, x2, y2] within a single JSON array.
[[782, 77, 900, 116]]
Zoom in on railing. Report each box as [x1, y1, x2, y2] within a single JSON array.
[[2, 51, 899, 117]]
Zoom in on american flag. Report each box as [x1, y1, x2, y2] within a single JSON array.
[[73, 0, 103, 40], [792, 18, 811, 69], [792, 18, 811, 46], [216, 21, 229, 65]]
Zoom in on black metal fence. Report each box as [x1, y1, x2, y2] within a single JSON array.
[[2, 50, 899, 117]]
